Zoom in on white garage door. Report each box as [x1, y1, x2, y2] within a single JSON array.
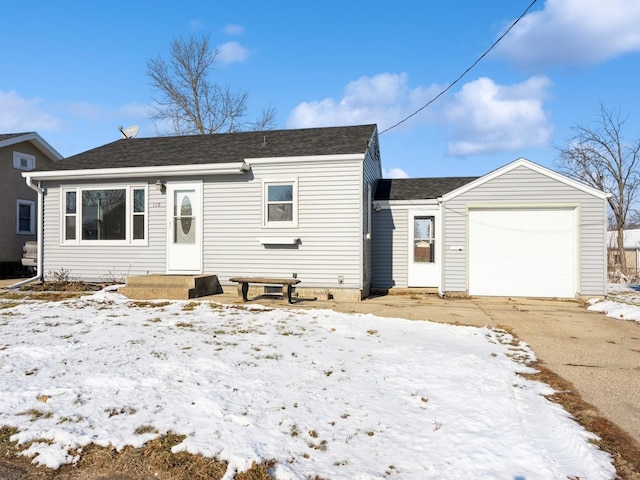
[[468, 208, 577, 297]]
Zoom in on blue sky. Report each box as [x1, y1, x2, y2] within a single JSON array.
[[2, 0, 639, 179]]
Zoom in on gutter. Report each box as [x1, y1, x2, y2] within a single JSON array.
[[9, 176, 44, 289]]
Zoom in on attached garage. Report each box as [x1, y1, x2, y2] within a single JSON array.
[[372, 158, 609, 298], [467, 207, 577, 297]]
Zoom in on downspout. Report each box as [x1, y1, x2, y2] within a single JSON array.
[[9, 174, 43, 289]]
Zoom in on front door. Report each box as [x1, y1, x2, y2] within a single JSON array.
[[407, 210, 440, 287], [167, 182, 202, 274]]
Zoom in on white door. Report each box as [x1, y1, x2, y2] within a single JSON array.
[[167, 182, 202, 274], [407, 210, 440, 287], [468, 207, 577, 297]]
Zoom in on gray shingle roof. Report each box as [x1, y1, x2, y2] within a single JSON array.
[[374, 177, 479, 201], [36, 124, 377, 171]]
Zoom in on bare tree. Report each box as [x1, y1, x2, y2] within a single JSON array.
[[557, 104, 640, 274], [147, 35, 276, 135]]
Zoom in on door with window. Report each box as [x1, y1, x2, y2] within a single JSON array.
[[167, 182, 202, 273], [407, 210, 440, 287]]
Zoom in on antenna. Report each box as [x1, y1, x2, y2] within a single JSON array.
[[118, 125, 140, 139]]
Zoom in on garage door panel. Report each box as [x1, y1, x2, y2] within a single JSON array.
[[469, 208, 576, 297]]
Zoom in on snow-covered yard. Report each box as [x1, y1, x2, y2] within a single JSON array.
[[0, 289, 617, 480]]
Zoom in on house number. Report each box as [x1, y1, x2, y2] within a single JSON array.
[[151, 202, 162, 208]]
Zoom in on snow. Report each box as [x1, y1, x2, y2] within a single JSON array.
[[588, 283, 640, 323], [0, 289, 617, 479]]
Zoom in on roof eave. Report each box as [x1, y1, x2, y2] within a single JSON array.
[[0, 132, 63, 161], [23, 162, 249, 181], [246, 153, 366, 165]]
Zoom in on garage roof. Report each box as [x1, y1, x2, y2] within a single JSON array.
[[374, 177, 479, 201]]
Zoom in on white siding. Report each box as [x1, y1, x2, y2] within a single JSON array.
[[203, 160, 364, 289], [42, 178, 166, 282], [362, 134, 382, 293], [372, 206, 408, 289], [442, 165, 607, 296]]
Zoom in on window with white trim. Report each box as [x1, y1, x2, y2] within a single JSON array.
[[13, 152, 36, 171], [62, 186, 147, 244], [263, 180, 297, 227], [16, 200, 35, 234]]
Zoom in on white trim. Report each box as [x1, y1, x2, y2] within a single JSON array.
[[16, 199, 36, 234], [262, 178, 299, 228], [442, 158, 610, 201], [246, 153, 364, 165], [13, 151, 36, 171], [60, 184, 149, 246], [23, 162, 249, 182], [258, 237, 299, 245], [0, 132, 63, 161]]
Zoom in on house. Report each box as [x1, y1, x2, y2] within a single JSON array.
[[0, 133, 63, 276], [21, 125, 608, 300], [606, 229, 640, 277], [373, 158, 609, 298], [22, 125, 381, 300]]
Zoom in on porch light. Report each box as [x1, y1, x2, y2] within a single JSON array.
[[155, 180, 166, 194]]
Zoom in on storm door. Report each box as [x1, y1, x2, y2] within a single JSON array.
[[167, 182, 202, 273]]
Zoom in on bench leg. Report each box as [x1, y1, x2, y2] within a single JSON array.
[[237, 282, 249, 302], [285, 284, 294, 304]]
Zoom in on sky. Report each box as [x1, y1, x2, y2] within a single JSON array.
[[0, 287, 626, 479], [2, 0, 640, 179]]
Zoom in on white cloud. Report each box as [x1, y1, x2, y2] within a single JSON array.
[[118, 102, 151, 118], [217, 41, 249, 65], [223, 23, 244, 35], [496, 0, 640, 67], [439, 76, 553, 156], [0, 91, 59, 131], [286, 73, 438, 130], [383, 167, 410, 179]]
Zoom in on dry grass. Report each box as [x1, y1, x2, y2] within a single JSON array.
[[0, 429, 275, 480], [523, 362, 640, 480]]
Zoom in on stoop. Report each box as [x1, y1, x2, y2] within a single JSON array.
[[119, 274, 220, 300]]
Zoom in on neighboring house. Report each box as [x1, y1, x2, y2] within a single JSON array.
[[373, 158, 609, 298], [0, 133, 63, 276], [606, 229, 640, 276], [22, 125, 381, 300]]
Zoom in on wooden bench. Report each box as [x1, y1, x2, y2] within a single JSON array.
[[229, 277, 301, 304]]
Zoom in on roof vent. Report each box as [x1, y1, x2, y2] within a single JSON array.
[[260, 135, 269, 148]]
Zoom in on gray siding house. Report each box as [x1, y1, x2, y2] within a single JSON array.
[[373, 158, 609, 298], [23, 125, 381, 301]]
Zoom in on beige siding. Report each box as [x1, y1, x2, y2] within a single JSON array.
[[0, 142, 57, 263], [442, 165, 607, 296]]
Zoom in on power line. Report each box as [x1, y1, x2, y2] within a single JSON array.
[[379, 0, 539, 135]]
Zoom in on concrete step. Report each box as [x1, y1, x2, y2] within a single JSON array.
[[119, 274, 220, 300]]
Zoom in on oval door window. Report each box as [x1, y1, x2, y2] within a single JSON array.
[[180, 196, 192, 234]]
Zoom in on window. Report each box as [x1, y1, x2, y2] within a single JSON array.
[[13, 152, 36, 171], [62, 186, 147, 244], [264, 180, 297, 227], [16, 200, 35, 234], [413, 216, 435, 263]]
